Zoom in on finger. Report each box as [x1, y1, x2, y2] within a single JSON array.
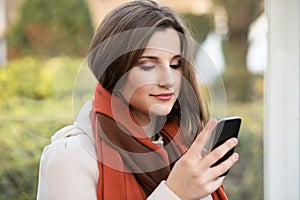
[[218, 176, 225, 183], [206, 137, 238, 167], [186, 118, 218, 158], [204, 175, 225, 195], [212, 176, 225, 189], [210, 152, 239, 177]]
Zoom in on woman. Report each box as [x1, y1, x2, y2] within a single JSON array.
[[37, 1, 239, 199]]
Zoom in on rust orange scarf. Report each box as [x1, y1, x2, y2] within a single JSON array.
[[90, 83, 228, 200]]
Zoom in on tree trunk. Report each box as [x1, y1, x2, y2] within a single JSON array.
[[219, 0, 263, 101]]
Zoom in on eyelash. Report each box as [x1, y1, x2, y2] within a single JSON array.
[[170, 63, 181, 69], [139, 63, 182, 71], [139, 65, 155, 71]]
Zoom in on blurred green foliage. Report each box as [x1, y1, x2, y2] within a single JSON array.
[[182, 0, 263, 102], [0, 57, 52, 105], [216, 0, 263, 102], [182, 13, 213, 44], [0, 120, 67, 200], [0, 56, 82, 107], [7, 0, 94, 58], [0, 56, 263, 199], [223, 101, 264, 200], [0, 56, 82, 199]]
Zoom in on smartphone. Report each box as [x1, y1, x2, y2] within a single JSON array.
[[206, 116, 242, 176]]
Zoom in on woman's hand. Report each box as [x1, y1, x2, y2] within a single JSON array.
[[166, 118, 239, 200]]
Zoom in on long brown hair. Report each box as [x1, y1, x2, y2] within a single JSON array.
[[88, 0, 209, 146]]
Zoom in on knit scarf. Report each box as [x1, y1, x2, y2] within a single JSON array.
[[90, 83, 228, 200]]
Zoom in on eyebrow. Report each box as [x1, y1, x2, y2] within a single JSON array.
[[139, 55, 181, 60]]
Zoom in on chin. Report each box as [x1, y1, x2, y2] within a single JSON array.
[[149, 104, 173, 116]]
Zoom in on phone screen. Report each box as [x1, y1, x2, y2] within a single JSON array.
[[210, 116, 242, 176]]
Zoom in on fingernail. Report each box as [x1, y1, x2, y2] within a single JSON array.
[[233, 153, 239, 160], [208, 118, 218, 127], [231, 138, 238, 145]]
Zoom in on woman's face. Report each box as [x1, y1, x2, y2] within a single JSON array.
[[119, 28, 182, 125]]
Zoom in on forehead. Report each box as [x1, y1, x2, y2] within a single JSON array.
[[144, 28, 181, 55]]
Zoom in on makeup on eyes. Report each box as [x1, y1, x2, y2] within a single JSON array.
[[136, 56, 182, 70]]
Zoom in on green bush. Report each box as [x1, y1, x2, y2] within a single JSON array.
[[0, 56, 83, 199], [0, 57, 52, 106], [8, 0, 94, 58], [0, 56, 82, 108], [0, 120, 70, 200]]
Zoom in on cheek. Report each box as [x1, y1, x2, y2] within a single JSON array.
[[130, 85, 153, 99], [127, 86, 154, 113], [120, 72, 156, 98], [120, 78, 153, 103]]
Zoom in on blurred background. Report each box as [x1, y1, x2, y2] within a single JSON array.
[[0, 0, 265, 199]]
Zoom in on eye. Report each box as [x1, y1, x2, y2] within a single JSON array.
[[170, 64, 181, 69], [170, 59, 182, 69], [170, 63, 182, 69], [139, 65, 155, 71]]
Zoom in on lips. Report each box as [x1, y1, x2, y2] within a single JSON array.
[[150, 93, 174, 101]]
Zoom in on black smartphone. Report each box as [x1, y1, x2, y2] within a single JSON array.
[[207, 116, 242, 176]]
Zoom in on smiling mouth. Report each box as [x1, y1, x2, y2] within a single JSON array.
[[150, 93, 174, 101]]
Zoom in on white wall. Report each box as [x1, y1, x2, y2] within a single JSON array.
[[264, 0, 300, 199]]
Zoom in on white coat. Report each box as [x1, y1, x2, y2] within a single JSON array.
[[36, 101, 212, 200]]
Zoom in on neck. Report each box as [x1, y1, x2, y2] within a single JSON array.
[[131, 110, 159, 138]]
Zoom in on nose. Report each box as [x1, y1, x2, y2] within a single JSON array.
[[157, 65, 176, 88]]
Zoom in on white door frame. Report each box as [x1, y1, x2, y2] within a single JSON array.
[[264, 0, 300, 199]]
